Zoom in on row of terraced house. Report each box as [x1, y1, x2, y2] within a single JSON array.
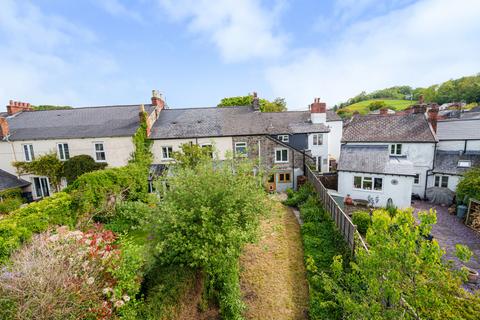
[[1, 91, 479, 209]]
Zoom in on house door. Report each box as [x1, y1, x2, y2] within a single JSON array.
[[34, 177, 50, 198], [267, 174, 276, 192]]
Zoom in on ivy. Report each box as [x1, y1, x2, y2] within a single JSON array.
[[129, 110, 153, 167], [63, 155, 107, 184], [13, 153, 64, 192]]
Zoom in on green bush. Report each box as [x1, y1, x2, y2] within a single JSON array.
[[0, 192, 73, 263], [66, 164, 149, 220], [0, 188, 25, 214], [63, 154, 107, 184], [457, 167, 480, 203], [352, 211, 371, 235], [152, 157, 266, 319], [105, 201, 155, 233], [283, 183, 315, 207]]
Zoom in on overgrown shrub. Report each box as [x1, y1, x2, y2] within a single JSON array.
[[66, 164, 149, 221], [0, 188, 24, 214], [283, 183, 315, 207], [352, 211, 371, 235], [0, 192, 73, 262], [152, 157, 266, 319], [457, 167, 480, 203], [63, 155, 107, 184], [105, 201, 155, 233], [0, 226, 145, 320]]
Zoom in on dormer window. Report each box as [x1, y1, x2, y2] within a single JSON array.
[[458, 160, 471, 168], [390, 144, 402, 156], [278, 135, 289, 143]]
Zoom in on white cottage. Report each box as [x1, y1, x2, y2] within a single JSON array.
[[428, 117, 480, 191], [0, 93, 164, 199], [337, 106, 438, 208]]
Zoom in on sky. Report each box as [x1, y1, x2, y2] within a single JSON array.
[[0, 0, 479, 111]]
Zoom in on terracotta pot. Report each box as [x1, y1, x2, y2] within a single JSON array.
[[344, 194, 353, 206], [464, 266, 479, 284]]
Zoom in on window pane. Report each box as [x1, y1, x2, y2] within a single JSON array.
[[363, 177, 372, 190], [41, 178, 50, 197], [285, 173, 290, 181], [58, 144, 64, 160], [64, 144, 70, 160], [390, 144, 395, 154], [279, 173, 284, 181], [34, 178, 42, 197], [29, 145, 34, 160], [396, 144, 402, 155], [24, 145, 30, 161], [414, 174, 419, 184], [354, 176, 362, 188], [313, 134, 318, 145], [374, 178, 383, 190], [434, 176, 440, 187], [268, 174, 274, 183], [318, 134, 323, 145], [441, 176, 448, 188], [282, 149, 288, 161]]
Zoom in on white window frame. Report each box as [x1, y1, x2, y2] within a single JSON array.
[[275, 148, 289, 163], [234, 142, 248, 157], [94, 142, 106, 162], [22, 144, 34, 162], [353, 175, 383, 191], [316, 156, 322, 172], [57, 143, 70, 161], [312, 133, 323, 146], [390, 143, 403, 156], [161, 146, 173, 160], [33, 176, 50, 198], [457, 160, 471, 168], [414, 173, 420, 184], [434, 175, 449, 188], [277, 135, 289, 143]]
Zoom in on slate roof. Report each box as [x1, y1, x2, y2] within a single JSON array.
[[337, 145, 415, 176], [0, 169, 30, 192], [149, 106, 334, 139], [433, 151, 480, 175], [437, 118, 480, 140], [4, 104, 154, 141], [342, 113, 436, 143]]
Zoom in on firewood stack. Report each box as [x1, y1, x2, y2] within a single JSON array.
[[466, 201, 480, 233]]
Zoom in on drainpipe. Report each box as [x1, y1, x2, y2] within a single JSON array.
[[424, 142, 437, 199]]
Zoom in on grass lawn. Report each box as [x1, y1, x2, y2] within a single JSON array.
[[240, 197, 309, 320], [342, 99, 414, 115]]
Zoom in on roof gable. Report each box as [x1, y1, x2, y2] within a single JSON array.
[[0, 169, 30, 192]]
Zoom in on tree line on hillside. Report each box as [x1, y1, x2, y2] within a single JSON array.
[[338, 73, 480, 109], [217, 95, 287, 112]]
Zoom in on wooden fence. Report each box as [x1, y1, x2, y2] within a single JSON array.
[[306, 166, 368, 254], [306, 167, 420, 319]]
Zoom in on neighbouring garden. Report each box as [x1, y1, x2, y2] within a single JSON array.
[[285, 184, 480, 320]]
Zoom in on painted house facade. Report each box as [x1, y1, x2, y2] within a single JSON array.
[[0, 94, 163, 200], [337, 106, 438, 208], [427, 118, 480, 191], [149, 97, 342, 192]]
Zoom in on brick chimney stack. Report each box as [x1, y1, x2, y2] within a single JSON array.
[[0, 117, 9, 138], [151, 90, 165, 110], [252, 92, 260, 111], [428, 105, 439, 133], [310, 97, 326, 123], [7, 100, 33, 115]]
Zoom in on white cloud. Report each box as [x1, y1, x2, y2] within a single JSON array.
[[95, 0, 143, 22], [0, 0, 136, 108], [157, 0, 287, 62], [266, 0, 480, 109]]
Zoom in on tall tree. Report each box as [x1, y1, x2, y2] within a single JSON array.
[[217, 94, 287, 112]]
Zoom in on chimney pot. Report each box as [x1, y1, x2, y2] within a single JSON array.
[[151, 90, 165, 109], [310, 98, 326, 113], [428, 106, 439, 133]]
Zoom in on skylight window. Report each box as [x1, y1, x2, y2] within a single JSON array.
[[457, 160, 471, 168]]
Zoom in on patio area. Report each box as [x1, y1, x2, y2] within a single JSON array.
[[412, 200, 480, 290]]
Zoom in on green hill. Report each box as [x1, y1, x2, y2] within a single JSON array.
[[337, 99, 414, 116]]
